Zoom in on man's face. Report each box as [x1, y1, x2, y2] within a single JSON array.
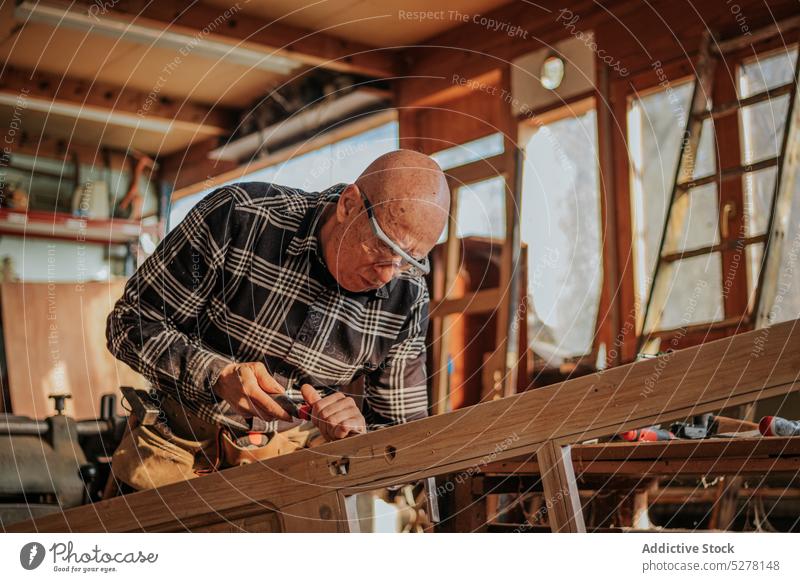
[[326, 186, 438, 293]]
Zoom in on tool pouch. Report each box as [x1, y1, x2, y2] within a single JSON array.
[[211, 422, 322, 470], [110, 421, 216, 490]]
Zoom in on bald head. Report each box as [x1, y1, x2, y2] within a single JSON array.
[[318, 149, 450, 292], [354, 149, 450, 251]]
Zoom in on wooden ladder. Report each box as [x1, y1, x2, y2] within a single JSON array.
[[639, 23, 800, 342]]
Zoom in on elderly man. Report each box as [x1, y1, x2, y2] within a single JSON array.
[[106, 149, 449, 492]]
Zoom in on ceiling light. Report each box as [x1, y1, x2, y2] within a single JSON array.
[[540, 55, 565, 90]]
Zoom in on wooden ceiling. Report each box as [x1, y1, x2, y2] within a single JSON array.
[[203, 0, 514, 47], [0, 0, 511, 157], [0, 19, 282, 109]]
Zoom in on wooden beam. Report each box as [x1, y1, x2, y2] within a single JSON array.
[[160, 138, 239, 194], [536, 442, 586, 532], [429, 288, 501, 318], [484, 437, 800, 473], [594, 59, 622, 366], [444, 154, 506, 189], [10, 319, 800, 532], [0, 65, 233, 136], [59, 0, 397, 78]]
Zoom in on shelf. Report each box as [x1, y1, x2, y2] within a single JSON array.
[[0, 209, 161, 245]]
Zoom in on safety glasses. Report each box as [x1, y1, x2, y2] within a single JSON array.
[[358, 189, 430, 276]]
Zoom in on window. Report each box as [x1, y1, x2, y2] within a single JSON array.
[[628, 80, 725, 332], [627, 45, 799, 335], [455, 176, 506, 239], [430, 133, 505, 171], [739, 46, 800, 324], [169, 120, 399, 229], [520, 104, 602, 359]]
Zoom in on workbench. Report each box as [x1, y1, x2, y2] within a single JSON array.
[[9, 319, 800, 533]]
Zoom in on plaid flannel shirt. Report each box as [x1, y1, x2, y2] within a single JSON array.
[[106, 182, 430, 432]]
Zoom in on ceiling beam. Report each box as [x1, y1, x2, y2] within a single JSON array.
[[46, 0, 397, 78], [0, 65, 235, 137]]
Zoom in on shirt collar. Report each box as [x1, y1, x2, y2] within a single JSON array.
[[285, 183, 394, 300]]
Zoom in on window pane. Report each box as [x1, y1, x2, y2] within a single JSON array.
[[627, 81, 694, 305], [653, 253, 725, 331], [520, 108, 601, 358], [431, 133, 504, 171], [662, 184, 719, 254], [743, 166, 777, 236], [693, 117, 716, 179], [738, 48, 798, 99], [740, 95, 790, 164], [0, 237, 110, 282], [455, 176, 506, 239], [169, 120, 399, 229]]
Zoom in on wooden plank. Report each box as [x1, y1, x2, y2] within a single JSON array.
[[0, 281, 147, 420], [577, 457, 800, 477], [185, 509, 282, 533], [479, 455, 800, 479], [481, 69, 521, 402], [609, 72, 639, 362], [429, 288, 501, 318], [574, 437, 800, 461], [445, 154, 506, 187], [10, 319, 800, 532], [483, 437, 800, 473], [282, 493, 348, 532], [430, 171, 463, 416], [536, 442, 586, 532], [594, 60, 621, 367]]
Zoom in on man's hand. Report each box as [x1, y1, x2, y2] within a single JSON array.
[[213, 362, 292, 422], [301, 384, 366, 441]]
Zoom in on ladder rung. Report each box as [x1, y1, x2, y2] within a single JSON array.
[[661, 234, 767, 263], [695, 82, 795, 121], [677, 156, 780, 190]]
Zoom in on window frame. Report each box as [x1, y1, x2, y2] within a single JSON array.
[[608, 34, 799, 362]]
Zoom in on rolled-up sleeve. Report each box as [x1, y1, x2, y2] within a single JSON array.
[[362, 284, 430, 429], [106, 187, 236, 421]]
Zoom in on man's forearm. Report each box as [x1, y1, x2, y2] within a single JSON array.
[[106, 298, 232, 410]]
